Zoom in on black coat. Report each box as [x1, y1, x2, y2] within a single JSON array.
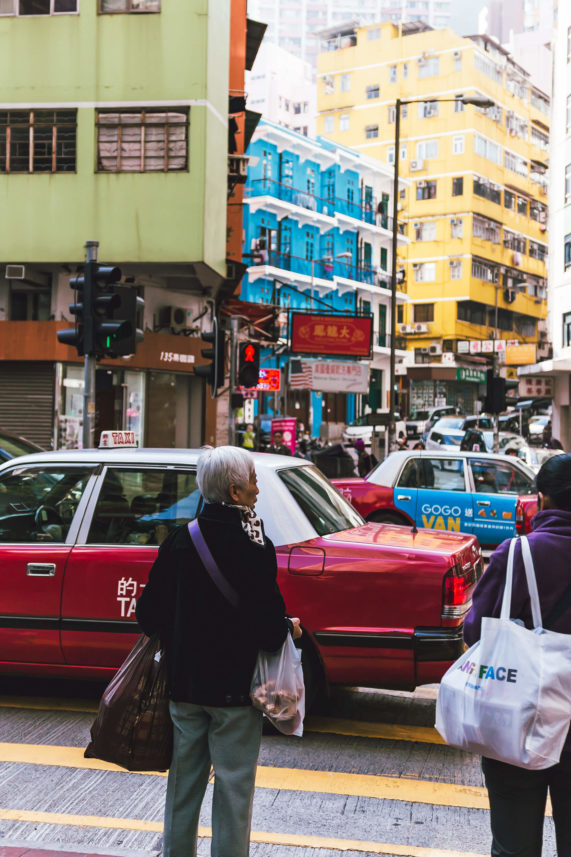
[[136, 503, 292, 706]]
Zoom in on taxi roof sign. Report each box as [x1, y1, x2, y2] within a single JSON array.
[[99, 430, 138, 449]]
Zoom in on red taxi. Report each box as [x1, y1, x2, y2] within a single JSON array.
[[515, 495, 538, 535], [0, 440, 482, 700]]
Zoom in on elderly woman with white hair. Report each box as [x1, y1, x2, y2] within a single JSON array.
[[136, 446, 301, 857]]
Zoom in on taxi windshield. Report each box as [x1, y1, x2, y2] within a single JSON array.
[[278, 465, 363, 536], [409, 410, 429, 421]]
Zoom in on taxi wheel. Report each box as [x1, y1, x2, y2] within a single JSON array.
[[368, 511, 408, 526]]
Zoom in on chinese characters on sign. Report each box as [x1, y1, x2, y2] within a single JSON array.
[[291, 313, 372, 357], [289, 359, 369, 393], [519, 376, 553, 397], [456, 368, 487, 383], [159, 351, 195, 364], [236, 368, 281, 394]]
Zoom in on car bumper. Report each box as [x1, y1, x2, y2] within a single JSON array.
[[413, 626, 465, 662]]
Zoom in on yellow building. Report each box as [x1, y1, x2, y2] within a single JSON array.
[[317, 22, 549, 412]]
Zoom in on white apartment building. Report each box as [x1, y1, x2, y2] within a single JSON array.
[[246, 43, 317, 137], [247, 0, 452, 68], [520, 4, 571, 445]]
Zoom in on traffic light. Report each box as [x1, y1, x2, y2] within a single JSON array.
[[194, 317, 226, 396], [485, 369, 506, 414], [238, 342, 260, 388], [57, 262, 144, 358]]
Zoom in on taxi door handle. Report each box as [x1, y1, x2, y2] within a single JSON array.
[[26, 563, 56, 577], [476, 500, 491, 506], [397, 495, 411, 501]]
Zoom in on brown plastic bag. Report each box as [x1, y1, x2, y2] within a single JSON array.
[[85, 633, 173, 772]]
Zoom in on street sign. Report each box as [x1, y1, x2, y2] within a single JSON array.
[[242, 390, 258, 399]]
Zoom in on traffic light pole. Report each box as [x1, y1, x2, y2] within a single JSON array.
[[82, 240, 98, 450], [228, 317, 239, 445]]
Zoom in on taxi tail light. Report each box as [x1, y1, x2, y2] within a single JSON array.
[[442, 560, 480, 620], [515, 502, 525, 534]]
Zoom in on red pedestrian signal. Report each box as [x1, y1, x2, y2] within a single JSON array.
[[238, 342, 260, 388]]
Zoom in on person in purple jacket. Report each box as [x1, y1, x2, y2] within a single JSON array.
[[464, 454, 571, 857]]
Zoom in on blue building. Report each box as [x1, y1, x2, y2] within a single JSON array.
[[241, 120, 408, 438]]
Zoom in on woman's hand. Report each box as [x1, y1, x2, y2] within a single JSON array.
[[290, 617, 302, 640]]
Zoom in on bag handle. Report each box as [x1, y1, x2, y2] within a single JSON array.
[[519, 535, 543, 629], [188, 519, 240, 609], [500, 537, 517, 620]]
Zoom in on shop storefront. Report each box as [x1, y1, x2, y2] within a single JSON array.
[[407, 367, 486, 416]]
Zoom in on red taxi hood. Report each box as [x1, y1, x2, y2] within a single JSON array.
[[322, 521, 478, 557]]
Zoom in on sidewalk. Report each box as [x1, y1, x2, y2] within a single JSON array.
[[0, 843, 160, 857]]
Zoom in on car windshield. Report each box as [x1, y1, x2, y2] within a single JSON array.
[[0, 434, 41, 459], [523, 448, 563, 467], [409, 410, 429, 421], [278, 465, 363, 536], [435, 417, 464, 430]]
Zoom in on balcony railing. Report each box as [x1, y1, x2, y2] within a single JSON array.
[[245, 178, 393, 230], [253, 250, 386, 286]]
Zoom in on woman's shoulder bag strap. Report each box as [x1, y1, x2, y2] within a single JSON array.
[[187, 519, 240, 609]]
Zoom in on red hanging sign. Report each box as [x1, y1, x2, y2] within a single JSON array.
[[290, 313, 372, 357]]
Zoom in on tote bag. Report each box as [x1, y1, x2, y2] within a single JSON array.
[[435, 536, 571, 770]]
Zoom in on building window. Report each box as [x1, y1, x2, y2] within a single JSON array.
[[564, 312, 571, 347], [367, 27, 380, 39], [380, 247, 388, 271], [504, 190, 515, 210], [472, 260, 498, 282], [473, 177, 501, 204], [417, 100, 439, 119], [503, 228, 526, 252], [565, 234, 571, 270], [340, 73, 351, 92], [388, 103, 407, 124], [474, 133, 502, 165], [454, 96, 465, 113], [365, 125, 379, 139], [457, 300, 487, 325], [451, 217, 463, 238], [403, 63, 408, 78], [416, 139, 438, 160], [473, 215, 501, 243], [99, 0, 160, 11], [389, 64, 397, 82], [566, 165, 571, 203], [366, 85, 380, 99], [415, 221, 437, 241], [418, 56, 440, 78], [505, 150, 529, 177], [414, 303, 434, 322], [96, 110, 188, 172], [528, 240, 547, 261], [454, 51, 462, 72], [416, 180, 437, 200], [452, 134, 464, 155], [450, 260, 462, 279], [0, 0, 78, 13], [517, 196, 528, 216], [414, 262, 436, 282], [339, 113, 349, 131], [323, 115, 334, 133], [0, 109, 76, 173], [452, 176, 464, 196], [323, 75, 334, 95], [387, 145, 395, 164]]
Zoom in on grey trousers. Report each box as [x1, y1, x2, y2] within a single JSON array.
[[163, 700, 263, 857]]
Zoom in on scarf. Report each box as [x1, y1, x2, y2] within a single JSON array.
[[225, 504, 265, 547]]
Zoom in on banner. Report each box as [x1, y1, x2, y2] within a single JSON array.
[[505, 344, 536, 366], [290, 313, 372, 357], [289, 359, 369, 393]]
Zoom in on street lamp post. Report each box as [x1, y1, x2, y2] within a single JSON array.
[[388, 93, 494, 453]]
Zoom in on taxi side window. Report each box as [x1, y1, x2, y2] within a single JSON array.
[[87, 467, 200, 546], [0, 466, 93, 543], [397, 459, 419, 488], [423, 458, 465, 491], [471, 461, 533, 495]]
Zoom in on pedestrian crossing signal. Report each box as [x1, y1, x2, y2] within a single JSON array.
[[238, 342, 260, 388]]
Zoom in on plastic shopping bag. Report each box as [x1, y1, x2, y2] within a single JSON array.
[[436, 537, 571, 770], [85, 633, 173, 772], [250, 634, 305, 737]]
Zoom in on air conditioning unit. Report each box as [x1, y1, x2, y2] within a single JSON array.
[[410, 159, 425, 172], [428, 343, 442, 355], [413, 221, 421, 228], [420, 347, 430, 354], [417, 180, 426, 188], [412, 262, 420, 270], [449, 258, 460, 267], [539, 210, 547, 223], [493, 269, 500, 283], [399, 323, 412, 334], [158, 306, 188, 331], [415, 323, 429, 333], [5, 265, 25, 280], [450, 218, 459, 226], [453, 50, 461, 59]]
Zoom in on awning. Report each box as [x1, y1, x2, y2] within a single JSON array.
[[244, 109, 262, 152], [246, 18, 267, 70]]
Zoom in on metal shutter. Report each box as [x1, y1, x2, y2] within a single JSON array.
[[0, 362, 55, 449]]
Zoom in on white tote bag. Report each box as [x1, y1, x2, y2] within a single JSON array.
[[435, 536, 571, 769]]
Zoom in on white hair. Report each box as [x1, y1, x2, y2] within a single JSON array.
[[197, 445, 255, 504]]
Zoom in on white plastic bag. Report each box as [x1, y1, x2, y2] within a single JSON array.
[[435, 536, 571, 770], [250, 634, 305, 737]]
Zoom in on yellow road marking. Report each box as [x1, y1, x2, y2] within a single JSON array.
[[307, 716, 445, 744], [0, 697, 444, 744], [0, 742, 489, 810], [0, 807, 486, 856]]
